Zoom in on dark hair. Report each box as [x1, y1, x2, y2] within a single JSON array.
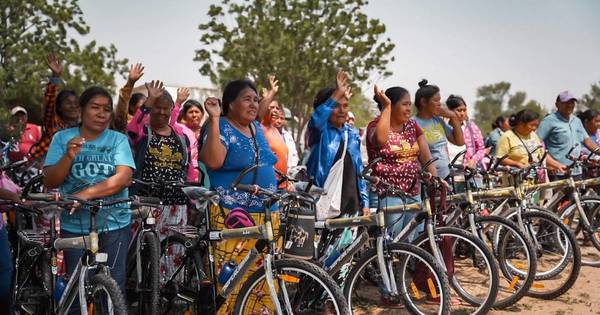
[[56, 89, 77, 118], [178, 99, 204, 121], [313, 87, 335, 109], [154, 90, 174, 108], [509, 109, 540, 127], [129, 93, 146, 107], [414, 79, 440, 110], [373, 87, 409, 111], [491, 115, 507, 129], [78, 86, 113, 109], [577, 109, 600, 124], [222, 80, 257, 115], [446, 94, 466, 110]]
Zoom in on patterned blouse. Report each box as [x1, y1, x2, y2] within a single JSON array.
[[463, 121, 486, 165]]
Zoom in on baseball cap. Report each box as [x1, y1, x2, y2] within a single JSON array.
[[10, 106, 27, 116], [282, 107, 292, 120], [348, 111, 355, 120], [557, 91, 577, 103]]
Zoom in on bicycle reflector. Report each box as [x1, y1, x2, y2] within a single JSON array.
[[278, 274, 300, 283]]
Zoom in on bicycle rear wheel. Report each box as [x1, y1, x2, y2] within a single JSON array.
[[557, 197, 600, 266], [234, 258, 350, 314], [138, 231, 160, 314]]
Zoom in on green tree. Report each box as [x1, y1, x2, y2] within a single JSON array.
[[581, 81, 600, 111], [195, 0, 395, 142], [348, 89, 376, 129], [0, 0, 128, 123], [473, 82, 545, 134]]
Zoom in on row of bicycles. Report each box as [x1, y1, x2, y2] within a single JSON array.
[[2, 145, 600, 314]]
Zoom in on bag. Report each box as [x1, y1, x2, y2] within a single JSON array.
[[223, 207, 256, 229], [315, 132, 348, 220]]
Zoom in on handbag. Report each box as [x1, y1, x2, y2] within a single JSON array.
[[316, 131, 347, 220]]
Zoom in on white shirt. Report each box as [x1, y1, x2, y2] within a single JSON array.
[[282, 128, 299, 167]]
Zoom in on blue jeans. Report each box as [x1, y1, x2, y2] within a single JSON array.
[[0, 227, 12, 314], [369, 193, 423, 243], [62, 225, 131, 314]]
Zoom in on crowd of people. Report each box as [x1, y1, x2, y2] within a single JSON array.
[[1, 53, 599, 313]]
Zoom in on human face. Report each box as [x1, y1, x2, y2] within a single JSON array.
[[60, 94, 81, 122], [453, 103, 468, 122], [347, 117, 355, 127], [584, 115, 600, 135], [556, 99, 576, 118], [129, 96, 146, 115], [516, 119, 539, 136], [422, 93, 442, 116], [11, 112, 27, 126], [81, 95, 112, 134], [272, 110, 284, 129], [150, 100, 173, 129], [392, 93, 412, 123], [228, 87, 259, 125], [329, 100, 349, 128], [499, 118, 511, 132], [184, 105, 203, 130]]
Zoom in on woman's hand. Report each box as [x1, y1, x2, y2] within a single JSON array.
[[261, 75, 279, 101], [439, 107, 458, 120], [332, 70, 349, 102], [46, 54, 62, 77], [66, 136, 85, 160], [176, 87, 190, 104], [374, 85, 391, 109], [128, 63, 145, 84], [205, 97, 222, 118], [362, 207, 371, 216]]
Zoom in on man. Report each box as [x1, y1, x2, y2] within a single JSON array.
[[7, 106, 41, 162], [279, 107, 299, 168], [537, 91, 600, 180]]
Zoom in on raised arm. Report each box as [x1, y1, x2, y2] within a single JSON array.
[[114, 63, 144, 133], [172, 87, 190, 126], [308, 70, 349, 130], [370, 85, 392, 147], [258, 75, 279, 121], [199, 98, 227, 170], [440, 108, 464, 146]]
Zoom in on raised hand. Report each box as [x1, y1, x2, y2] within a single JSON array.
[[145, 80, 165, 100], [204, 97, 221, 118], [374, 85, 391, 108], [46, 54, 62, 77], [332, 70, 349, 101], [66, 136, 85, 160], [177, 87, 190, 104], [261, 75, 279, 101], [128, 63, 145, 83], [439, 107, 458, 120], [345, 85, 353, 101]]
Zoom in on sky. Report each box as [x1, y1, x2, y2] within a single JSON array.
[[79, 0, 600, 113]]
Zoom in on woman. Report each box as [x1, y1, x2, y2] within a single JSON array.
[[486, 115, 510, 156], [127, 81, 192, 240], [367, 85, 437, 237], [29, 54, 80, 161], [262, 104, 289, 188], [199, 80, 278, 315], [43, 86, 135, 311], [578, 109, 600, 150], [496, 110, 543, 168], [413, 80, 464, 180], [305, 70, 369, 217], [171, 87, 207, 184]]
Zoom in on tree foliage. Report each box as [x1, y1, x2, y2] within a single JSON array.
[[0, 0, 128, 123], [195, 0, 395, 141], [581, 81, 600, 111], [473, 81, 546, 134]]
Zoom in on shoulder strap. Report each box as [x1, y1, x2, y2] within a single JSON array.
[[249, 123, 259, 184], [511, 130, 533, 163]]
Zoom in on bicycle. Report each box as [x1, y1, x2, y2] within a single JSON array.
[[159, 169, 350, 314], [7, 193, 150, 314]]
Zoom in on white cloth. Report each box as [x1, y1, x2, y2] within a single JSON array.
[[282, 128, 299, 167]]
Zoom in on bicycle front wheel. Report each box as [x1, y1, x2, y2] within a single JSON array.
[[138, 231, 160, 314], [557, 196, 600, 266], [87, 273, 128, 315], [234, 258, 350, 314], [344, 242, 451, 315]]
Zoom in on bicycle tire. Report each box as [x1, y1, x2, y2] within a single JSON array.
[[87, 273, 128, 315], [344, 242, 451, 315], [159, 234, 210, 315], [138, 231, 160, 314], [476, 215, 536, 309], [518, 209, 582, 300], [233, 258, 350, 314], [556, 196, 600, 266], [412, 227, 499, 315]]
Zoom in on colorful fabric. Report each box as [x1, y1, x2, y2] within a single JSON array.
[[262, 125, 288, 188], [209, 204, 280, 315], [170, 102, 202, 182], [44, 127, 136, 233], [9, 123, 41, 162], [29, 78, 62, 160], [463, 121, 486, 165], [282, 128, 299, 167], [414, 116, 453, 179], [205, 118, 277, 212], [366, 117, 423, 197]]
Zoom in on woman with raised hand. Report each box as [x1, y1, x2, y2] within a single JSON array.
[[446, 94, 486, 169], [413, 79, 464, 180], [199, 80, 278, 314], [113, 63, 145, 133], [305, 70, 369, 217], [43, 86, 135, 312], [29, 54, 81, 161], [127, 80, 192, 236]]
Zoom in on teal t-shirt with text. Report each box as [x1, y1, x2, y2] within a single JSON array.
[[44, 127, 136, 233]]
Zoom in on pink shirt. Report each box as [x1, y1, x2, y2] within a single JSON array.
[[463, 121, 486, 165]]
